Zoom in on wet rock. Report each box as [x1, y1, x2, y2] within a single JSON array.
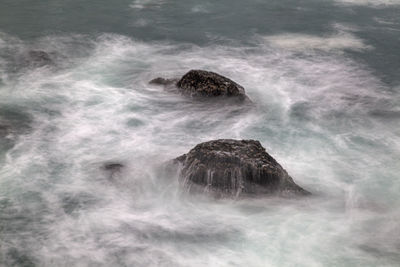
[[174, 139, 309, 197], [149, 77, 178, 86], [176, 70, 247, 99], [150, 70, 250, 101]]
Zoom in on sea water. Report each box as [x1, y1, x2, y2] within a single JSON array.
[[0, 0, 399, 266]]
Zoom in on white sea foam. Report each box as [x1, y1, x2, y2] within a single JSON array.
[[0, 33, 399, 266], [262, 32, 371, 52]]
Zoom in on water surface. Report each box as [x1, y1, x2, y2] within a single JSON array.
[[0, 0, 399, 266]]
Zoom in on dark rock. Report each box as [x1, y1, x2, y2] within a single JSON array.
[[149, 70, 250, 101], [176, 70, 247, 99], [24, 50, 53, 67], [174, 139, 309, 197], [149, 77, 178, 86]]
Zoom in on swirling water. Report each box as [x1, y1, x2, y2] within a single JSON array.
[[0, 0, 399, 266]]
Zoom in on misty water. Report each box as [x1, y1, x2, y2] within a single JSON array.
[[1, 0, 400, 266]]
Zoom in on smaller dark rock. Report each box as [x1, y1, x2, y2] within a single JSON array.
[[176, 70, 247, 100], [149, 70, 251, 102], [149, 77, 178, 86]]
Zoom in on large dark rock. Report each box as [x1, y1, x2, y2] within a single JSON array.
[[150, 70, 250, 101], [174, 139, 309, 197]]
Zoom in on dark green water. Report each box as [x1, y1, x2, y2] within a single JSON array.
[[0, 0, 399, 266]]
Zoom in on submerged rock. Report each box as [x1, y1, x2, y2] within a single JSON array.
[[174, 139, 309, 197], [150, 70, 250, 101]]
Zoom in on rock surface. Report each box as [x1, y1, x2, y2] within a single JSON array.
[[149, 77, 178, 86], [174, 139, 309, 197], [176, 70, 246, 99], [150, 70, 249, 101]]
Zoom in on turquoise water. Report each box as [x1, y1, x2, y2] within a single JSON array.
[[0, 0, 399, 266]]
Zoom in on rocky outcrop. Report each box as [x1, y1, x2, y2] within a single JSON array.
[[174, 139, 309, 197], [176, 70, 246, 99], [150, 70, 249, 101]]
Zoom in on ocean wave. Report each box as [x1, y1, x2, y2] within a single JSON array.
[[0, 32, 399, 266]]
